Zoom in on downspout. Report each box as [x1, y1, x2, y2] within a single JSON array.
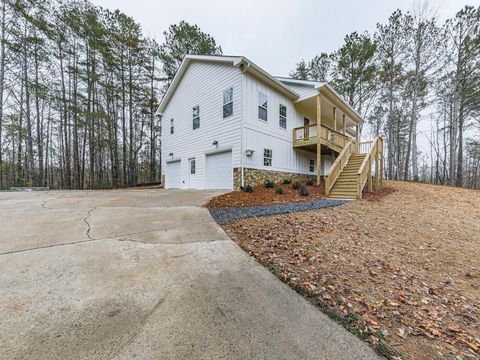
[[239, 62, 250, 189]]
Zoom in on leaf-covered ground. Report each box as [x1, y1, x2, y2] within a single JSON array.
[[223, 181, 480, 359]]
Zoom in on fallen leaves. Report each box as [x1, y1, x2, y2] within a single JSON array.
[[224, 181, 480, 360]]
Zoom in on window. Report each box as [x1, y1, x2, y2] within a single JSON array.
[[264, 148, 272, 167], [279, 104, 287, 129], [190, 159, 196, 175], [258, 92, 268, 121], [223, 88, 233, 118], [193, 105, 200, 129], [170, 119, 174, 134], [309, 159, 315, 172]]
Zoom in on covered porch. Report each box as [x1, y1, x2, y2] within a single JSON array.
[[292, 88, 363, 185]]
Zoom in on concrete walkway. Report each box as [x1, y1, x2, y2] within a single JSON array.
[[0, 189, 379, 360]]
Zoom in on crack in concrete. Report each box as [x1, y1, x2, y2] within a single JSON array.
[[0, 238, 230, 257], [82, 207, 97, 240]]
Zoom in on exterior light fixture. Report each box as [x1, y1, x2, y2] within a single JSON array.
[[245, 149, 255, 157], [169, 152, 174, 157], [212, 140, 219, 147]]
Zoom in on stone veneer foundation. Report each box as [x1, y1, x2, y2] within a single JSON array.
[[233, 167, 317, 190]]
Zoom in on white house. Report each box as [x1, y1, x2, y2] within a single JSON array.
[[157, 55, 383, 198]]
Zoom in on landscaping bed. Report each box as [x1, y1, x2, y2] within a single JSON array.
[[206, 180, 326, 208], [223, 181, 480, 359]]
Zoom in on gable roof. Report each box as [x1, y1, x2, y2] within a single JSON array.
[[276, 77, 364, 124], [156, 55, 363, 124], [156, 55, 299, 115]]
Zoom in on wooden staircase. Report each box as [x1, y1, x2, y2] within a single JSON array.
[[328, 154, 366, 199], [324, 137, 384, 200]]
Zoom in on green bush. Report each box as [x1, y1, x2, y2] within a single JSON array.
[[282, 178, 292, 184], [243, 185, 254, 193], [292, 182, 301, 189], [299, 186, 310, 196], [306, 179, 315, 186], [275, 187, 284, 194], [264, 179, 274, 188]]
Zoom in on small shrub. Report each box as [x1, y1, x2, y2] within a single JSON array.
[[264, 179, 274, 188], [292, 182, 301, 189], [243, 185, 254, 193], [306, 179, 315, 186], [275, 187, 284, 195], [282, 178, 292, 184], [299, 186, 310, 196]]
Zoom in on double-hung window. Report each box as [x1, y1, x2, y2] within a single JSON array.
[[223, 88, 233, 118], [309, 159, 315, 172], [193, 105, 200, 129], [264, 149, 272, 167], [170, 119, 174, 134], [190, 159, 196, 175], [258, 92, 268, 121], [279, 104, 287, 129]]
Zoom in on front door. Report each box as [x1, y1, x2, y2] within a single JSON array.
[[188, 158, 196, 188], [304, 118, 310, 139]]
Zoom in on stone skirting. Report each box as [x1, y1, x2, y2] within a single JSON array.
[[233, 167, 317, 190]]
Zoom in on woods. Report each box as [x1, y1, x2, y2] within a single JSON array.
[[0, 0, 221, 189], [1, 1, 478, 190], [290, 5, 480, 189]]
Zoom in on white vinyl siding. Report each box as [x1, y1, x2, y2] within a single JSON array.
[[161, 62, 242, 189]]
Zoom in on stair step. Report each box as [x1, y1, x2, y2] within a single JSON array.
[[329, 193, 357, 198], [337, 180, 358, 183]]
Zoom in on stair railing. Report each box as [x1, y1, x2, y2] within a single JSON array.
[[324, 140, 355, 196], [357, 136, 382, 199]]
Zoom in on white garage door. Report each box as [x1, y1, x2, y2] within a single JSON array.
[[205, 151, 233, 190], [165, 160, 181, 189]]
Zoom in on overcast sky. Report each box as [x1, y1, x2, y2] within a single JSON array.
[[90, 0, 476, 76]]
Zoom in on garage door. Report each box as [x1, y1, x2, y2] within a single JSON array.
[[165, 160, 181, 189], [205, 151, 233, 190]]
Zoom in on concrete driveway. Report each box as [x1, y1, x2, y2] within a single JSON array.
[[0, 189, 379, 360]]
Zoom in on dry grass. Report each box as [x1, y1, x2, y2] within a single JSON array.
[[223, 181, 480, 359]]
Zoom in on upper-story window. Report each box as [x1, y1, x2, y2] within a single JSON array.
[[170, 119, 174, 134], [258, 92, 268, 121], [223, 88, 233, 118], [264, 148, 272, 167], [193, 105, 200, 129], [279, 104, 287, 129]]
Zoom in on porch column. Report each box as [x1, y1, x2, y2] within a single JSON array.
[[355, 124, 359, 142], [342, 114, 346, 135], [333, 106, 337, 131], [316, 94, 322, 185]]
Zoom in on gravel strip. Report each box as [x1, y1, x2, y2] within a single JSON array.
[[209, 199, 349, 224]]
